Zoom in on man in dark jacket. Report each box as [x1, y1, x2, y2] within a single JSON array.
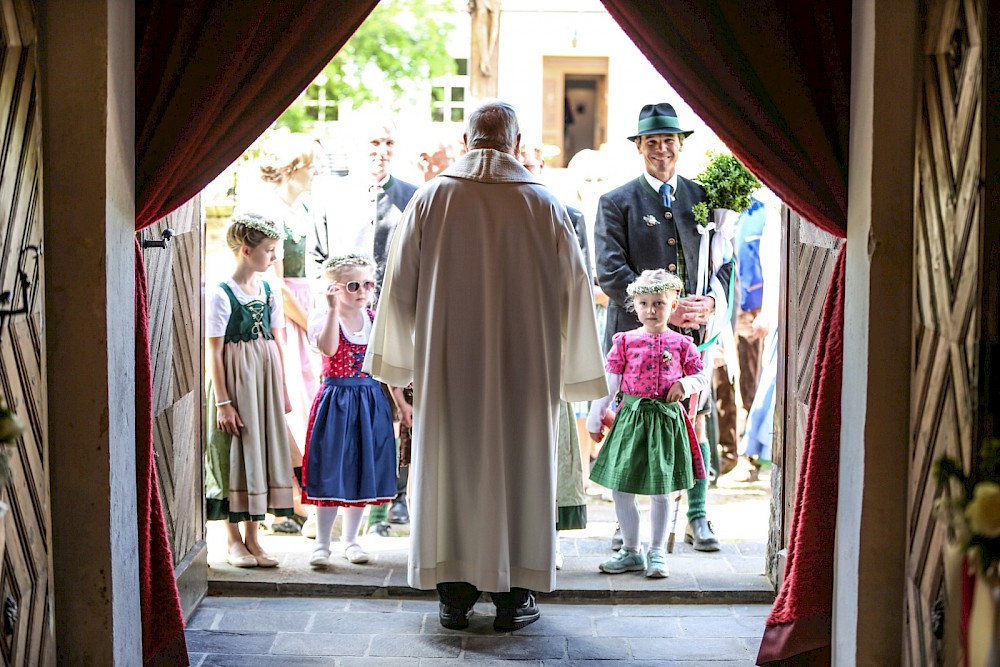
[[594, 103, 734, 552]]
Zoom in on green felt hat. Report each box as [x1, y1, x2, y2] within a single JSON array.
[[627, 103, 694, 141]]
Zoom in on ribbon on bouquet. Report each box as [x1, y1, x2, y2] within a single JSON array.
[[694, 208, 740, 354]]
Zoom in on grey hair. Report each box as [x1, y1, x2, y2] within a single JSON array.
[[465, 100, 520, 152]]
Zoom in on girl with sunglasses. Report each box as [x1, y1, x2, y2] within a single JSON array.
[[301, 253, 412, 568]]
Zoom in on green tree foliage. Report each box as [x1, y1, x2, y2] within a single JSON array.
[[279, 0, 457, 132]]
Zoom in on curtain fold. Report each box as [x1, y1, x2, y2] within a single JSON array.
[[135, 2, 378, 663], [599, 2, 851, 663]]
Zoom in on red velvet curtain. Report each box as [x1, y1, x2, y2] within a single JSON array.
[[135, 2, 378, 663], [598, 2, 850, 664]]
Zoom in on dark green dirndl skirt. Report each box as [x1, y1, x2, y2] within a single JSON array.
[[589, 393, 695, 495]]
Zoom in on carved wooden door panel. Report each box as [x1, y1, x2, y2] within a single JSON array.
[[906, 0, 984, 663], [768, 207, 841, 585], [140, 197, 207, 617], [0, 2, 54, 664]]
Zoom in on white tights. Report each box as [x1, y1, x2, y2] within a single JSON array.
[[314, 505, 365, 551], [612, 491, 672, 553]]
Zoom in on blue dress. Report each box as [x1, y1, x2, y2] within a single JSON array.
[[300, 311, 397, 507]]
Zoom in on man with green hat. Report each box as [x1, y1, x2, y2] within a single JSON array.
[[593, 102, 734, 554]]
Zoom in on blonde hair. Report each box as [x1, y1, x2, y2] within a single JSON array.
[[258, 134, 316, 184], [226, 212, 284, 253], [625, 269, 683, 311], [321, 253, 376, 281]]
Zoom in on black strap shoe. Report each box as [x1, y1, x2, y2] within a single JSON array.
[[493, 593, 540, 632], [439, 603, 474, 630]]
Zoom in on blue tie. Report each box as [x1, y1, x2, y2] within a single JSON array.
[[659, 182, 673, 209]]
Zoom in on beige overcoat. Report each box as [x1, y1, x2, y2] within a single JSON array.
[[364, 148, 607, 593]]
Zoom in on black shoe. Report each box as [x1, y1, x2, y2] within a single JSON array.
[[367, 521, 391, 537], [684, 517, 720, 552], [611, 524, 623, 551], [270, 518, 301, 534], [439, 603, 474, 630], [388, 493, 410, 524], [493, 593, 540, 632]]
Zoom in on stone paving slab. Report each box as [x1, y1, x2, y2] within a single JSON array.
[[187, 599, 771, 665], [206, 470, 775, 605], [192, 467, 773, 663]]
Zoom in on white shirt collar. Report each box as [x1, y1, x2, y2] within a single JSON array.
[[643, 171, 678, 200]]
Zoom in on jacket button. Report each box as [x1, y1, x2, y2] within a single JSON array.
[[664, 210, 673, 220], [667, 238, 676, 246], [668, 263, 677, 271]]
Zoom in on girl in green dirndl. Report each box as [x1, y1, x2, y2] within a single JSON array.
[[205, 213, 296, 568], [586, 269, 711, 579]]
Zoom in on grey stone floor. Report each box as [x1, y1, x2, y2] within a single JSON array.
[[186, 596, 771, 666], [190, 462, 774, 664], [205, 462, 775, 603]]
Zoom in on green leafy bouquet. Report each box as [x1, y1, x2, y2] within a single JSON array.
[[935, 438, 1000, 579], [692, 152, 761, 226]]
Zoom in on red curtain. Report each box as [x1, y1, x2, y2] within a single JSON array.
[[599, 2, 850, 664], [135, 2, 378, 663]]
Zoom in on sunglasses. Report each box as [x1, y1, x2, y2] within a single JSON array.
[[339, 280, 376, 293]]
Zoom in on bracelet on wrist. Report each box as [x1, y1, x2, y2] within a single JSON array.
[[216, 400, 232, 407]]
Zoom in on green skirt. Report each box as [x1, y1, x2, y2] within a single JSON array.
[[589, 393, 695, 495]]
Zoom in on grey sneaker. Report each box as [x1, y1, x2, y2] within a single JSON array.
[[599, 548, 646, 574], [645, 549, 669, 578]]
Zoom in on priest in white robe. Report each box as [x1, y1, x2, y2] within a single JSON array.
[[364, 101, 607, 632]]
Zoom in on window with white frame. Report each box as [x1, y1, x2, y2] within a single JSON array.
[[303, 74, 339, 124], [431, 58, 469, 123]]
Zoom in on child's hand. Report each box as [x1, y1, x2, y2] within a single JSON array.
[[665, 382, 685, 403], [325, 282, 343, 309], [217, 404, 243, 435], [590, 408, 616, 444], [398, 402, 413, 428]]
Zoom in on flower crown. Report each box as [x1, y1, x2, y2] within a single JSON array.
[[626, 273, 684, 296], [322, 252, 375, 273], [231, 213, 285, 240]]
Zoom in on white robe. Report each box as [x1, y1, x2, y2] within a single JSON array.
[[363, 149, 608, 593]]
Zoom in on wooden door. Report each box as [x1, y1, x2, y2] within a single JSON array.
[[906, 0, 985, 663], [140, 197, 207, 617], [768, 207, 842, 585], [0, 1, 55, 663], [541, 56, 609, 167]]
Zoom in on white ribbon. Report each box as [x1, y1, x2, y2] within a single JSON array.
[[694, 221, 715, 298], [708, 274, 739, 380], [711, 207, 739, 270]]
